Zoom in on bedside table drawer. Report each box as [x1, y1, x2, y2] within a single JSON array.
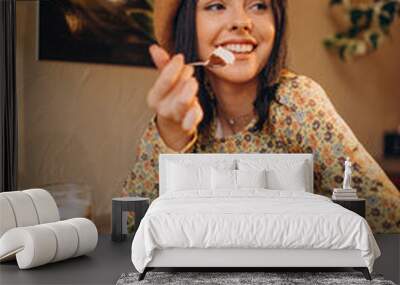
[[332, 199, 365, 218]]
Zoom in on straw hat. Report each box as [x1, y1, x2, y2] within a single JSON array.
[[153, 0, 182, 54]]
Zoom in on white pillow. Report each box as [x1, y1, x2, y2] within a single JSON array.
[[212, 168, 237, 190], [165, 158, 236, 170], [238, 159, 309, 191], [167, 162, 212, 191], [266, 168, 307, 191], [236, 169, 267, 189]]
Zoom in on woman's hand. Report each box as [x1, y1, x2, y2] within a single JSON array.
[[147, 45, 203, 151]]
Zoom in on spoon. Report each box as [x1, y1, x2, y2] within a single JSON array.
[[189, 47, 235, 68]]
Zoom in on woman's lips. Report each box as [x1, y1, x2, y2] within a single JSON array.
[[232, 52, 254, 60]]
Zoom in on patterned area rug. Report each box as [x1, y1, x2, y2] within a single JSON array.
[[116, 271, 395, 285]]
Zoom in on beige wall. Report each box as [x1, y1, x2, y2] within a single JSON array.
[[287, 0, 400, 156], [16, 1, 399, 232], [16, 1, 156, 231]]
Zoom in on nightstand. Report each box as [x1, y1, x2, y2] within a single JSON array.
[[112, 197, 149, 242], [332, 199, 366, 218]]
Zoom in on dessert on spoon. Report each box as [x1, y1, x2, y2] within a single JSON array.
[[189, 46, 235, 68]]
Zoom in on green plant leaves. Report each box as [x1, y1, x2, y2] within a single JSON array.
[[330, 0, 343, 6], [324, 0, 400, 61], [369, 32, 379, 50]]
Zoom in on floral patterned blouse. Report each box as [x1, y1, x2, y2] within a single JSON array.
[[122, 70, 400, 234]]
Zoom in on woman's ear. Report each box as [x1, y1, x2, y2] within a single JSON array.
[[149, 44, 171, 70]]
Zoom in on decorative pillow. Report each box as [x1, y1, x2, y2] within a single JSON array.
[[238, 159, 309, 191], [236, 169, 267, 189], [212, 168, 237, 190], [167, 162, 212, 191]]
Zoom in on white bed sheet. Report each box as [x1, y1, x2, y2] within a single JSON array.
[[131, 189, 380, 273]]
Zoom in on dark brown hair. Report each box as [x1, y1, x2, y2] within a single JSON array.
[[173, 0, 288, 132]]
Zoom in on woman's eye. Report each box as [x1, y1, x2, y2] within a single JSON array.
[[205, 3, 225, 11], [250, 2, 268, 11]]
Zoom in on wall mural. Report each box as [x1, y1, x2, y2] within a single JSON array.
[[38, 0, 155, 67], [324, 0, 400, 60]]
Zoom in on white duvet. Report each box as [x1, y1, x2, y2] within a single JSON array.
[[131, 190, 380, 273]]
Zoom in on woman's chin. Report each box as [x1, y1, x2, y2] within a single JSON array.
[[209, 65, 259, 84]]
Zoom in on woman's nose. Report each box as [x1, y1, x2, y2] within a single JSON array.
[[230, 21, 252, 32], [229, 8, 253, 33]]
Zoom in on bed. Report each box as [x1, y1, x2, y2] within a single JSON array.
[[131, 153, 380, 281]]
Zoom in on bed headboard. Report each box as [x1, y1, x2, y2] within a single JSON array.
[[159, 153, 314, 196]]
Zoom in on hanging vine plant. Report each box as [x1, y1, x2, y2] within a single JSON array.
[[324, 0, 400, 61]]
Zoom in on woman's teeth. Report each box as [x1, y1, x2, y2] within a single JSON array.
[[221, 44, 255, 53]]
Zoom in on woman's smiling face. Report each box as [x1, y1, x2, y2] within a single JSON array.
[[196, 0, 276, 84]]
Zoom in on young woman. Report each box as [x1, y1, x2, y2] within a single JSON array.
[[123, 0, 399, 233]]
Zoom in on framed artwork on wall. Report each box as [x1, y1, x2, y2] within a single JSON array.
[[38, 0, 155, 67]]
